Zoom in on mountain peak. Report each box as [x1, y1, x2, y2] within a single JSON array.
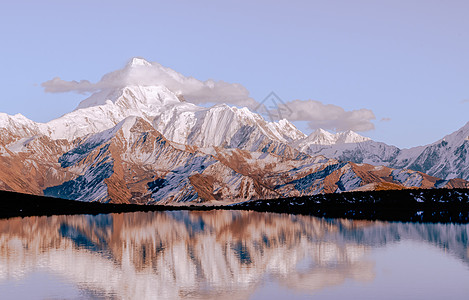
[[315, 128, 330, 134], [128, 57, 152, 67], [336, 130, 370, 144], [304, 128, 336, 145], [302, 128, 369, 145], [75, 84, 181, 111]]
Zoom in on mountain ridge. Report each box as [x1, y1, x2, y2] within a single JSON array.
[[3, 114, 464, 204], [299, 122, 469, 180]]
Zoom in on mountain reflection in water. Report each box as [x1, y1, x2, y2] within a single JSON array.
[[0, 211, 468, 299]]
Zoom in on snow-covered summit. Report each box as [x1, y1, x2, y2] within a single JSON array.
[[40, 84, 183, 140], [0, 112, 41, 143], [128, 57, 152, 67], [304, 128, 336, 145], [296, 128, 370, 147], [75, 57, 181, 110], [76, 85, 181, 110], [336, 130, 371, 144]]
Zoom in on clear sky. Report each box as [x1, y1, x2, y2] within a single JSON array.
[[1, 0, 468, 148]]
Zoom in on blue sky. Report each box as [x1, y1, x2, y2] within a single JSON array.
[[1, 0, 468, 148]]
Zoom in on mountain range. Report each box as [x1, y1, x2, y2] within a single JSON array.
[[0, 58, 467, 204], [297, 122, 469, 181]]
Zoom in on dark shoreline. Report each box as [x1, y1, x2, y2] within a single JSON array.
[[1, 189, 469, 223], [232, 188, 469, 223], [0, 190, 198, 219]]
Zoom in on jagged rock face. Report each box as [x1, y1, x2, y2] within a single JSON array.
[[153, 104, 305, 154], [0, 135, 77, 195]]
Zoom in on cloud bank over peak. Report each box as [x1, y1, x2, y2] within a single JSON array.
[[42, 57, 376, 132], [42, 57, 258, 108]]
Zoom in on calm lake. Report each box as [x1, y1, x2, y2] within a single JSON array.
[[0, 210, 468, 299]]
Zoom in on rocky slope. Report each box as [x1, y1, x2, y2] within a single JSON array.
[[399, 122, 469, 180], [2, 116, 463, 204]]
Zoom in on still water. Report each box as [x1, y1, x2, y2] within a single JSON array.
[[0, 210, 468, 299]]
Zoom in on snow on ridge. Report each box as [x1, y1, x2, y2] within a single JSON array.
[[40, 85, 185, 141], [152, 99, 306, 148], [76, 85, 180, 110], [336, 130, 370, 144], [0, 112, 36, 127]]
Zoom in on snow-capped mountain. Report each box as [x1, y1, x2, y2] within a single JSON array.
[[44, 58, 305, 150], [2, 59, 305, 158], [295, 128, 370, 147], [2, 115, 465, 204], [398, 122, 469, 180], [297, 123, 469, 181], [154, 104, 305, 148], [0, 57, 467, 204], [298, 138, 401, 166]]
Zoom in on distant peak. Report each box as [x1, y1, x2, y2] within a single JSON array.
[[311, 128, 333, 137], [315, 128, 328, 134], [336, 130, 370, 144], [13, 113, 27, 118], [304, 128, 369, 145], [128, 57, 152, 67], [278, 119, 290, 126], [304, 128, 335, 145]]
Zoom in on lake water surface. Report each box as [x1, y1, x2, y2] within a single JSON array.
[[0, 210, 468, 299]]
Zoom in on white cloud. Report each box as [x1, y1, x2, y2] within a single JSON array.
[[42, 58, 258, 108], [273, 100, 376, 132], [42, 78, 96, 94]]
